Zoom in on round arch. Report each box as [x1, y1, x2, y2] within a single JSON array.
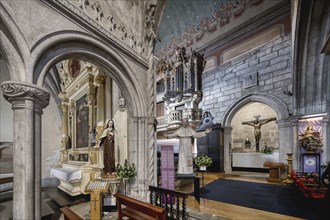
[[222, 93, 290, 127], [0, 5, 29, 81], [31, 31, 148, 117], [221, 93, 291, 173]]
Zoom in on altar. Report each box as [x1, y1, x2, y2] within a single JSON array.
[[232, 152, 279, 168]]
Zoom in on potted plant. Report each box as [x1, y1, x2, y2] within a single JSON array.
[[261, 143, 274, 165], [261, 145, 273, 155], [116, 159, 137, 180], [195, 155, 212, 171]]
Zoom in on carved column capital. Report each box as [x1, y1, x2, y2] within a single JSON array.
[[94, 74, 105, 87], [140, 117, 146, 123], [147, 116, 156, 125], [1, 81, 50, 110], [133, 116, 139, 123]]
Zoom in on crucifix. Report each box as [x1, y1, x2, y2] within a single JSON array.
[[242, 115, 276, 152]]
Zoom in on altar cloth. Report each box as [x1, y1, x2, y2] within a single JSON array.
[[50, 168, 82, 182]]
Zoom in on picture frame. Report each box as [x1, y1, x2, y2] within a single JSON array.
[[302, 153, 320, 176]]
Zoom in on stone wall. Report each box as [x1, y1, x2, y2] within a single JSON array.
[[0, 59, 13, 142], [201, 34, 292, 123], [42, 97, 62, 179], [231, 102, 278, 151]]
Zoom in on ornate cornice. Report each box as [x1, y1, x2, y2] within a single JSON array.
[[1, 81, 50, 109], [44, 0, 149, 62], [156, 0, 268, 60]]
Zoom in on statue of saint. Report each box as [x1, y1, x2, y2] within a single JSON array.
[[242, 116, 276, 152], [99, 119, 118, 175], [299, 123, 323, 152], [164, 118, 211, 175]]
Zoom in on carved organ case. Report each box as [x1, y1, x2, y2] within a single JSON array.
[[53, 60, 106, 196]]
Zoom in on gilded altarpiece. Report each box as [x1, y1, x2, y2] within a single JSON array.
[[52, 61, 104, 196]]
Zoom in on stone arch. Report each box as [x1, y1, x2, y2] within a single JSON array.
[[0, 4, 30, 81], [29, 31, 156, 201], [223, 93, 289, 127], [31, 31, 147, 117], [221, 93, 290, 173]]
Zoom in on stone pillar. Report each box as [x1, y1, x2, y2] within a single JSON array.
[[277, 119, 293, 163], [322, 115, 329, 164], [147, 117, 157, 187], [130, 116, 139, 198], [1, 81, 50, 220], [223, 127, 233, 174], [138, 117, 147, 200], [291, 117, 299, 170]]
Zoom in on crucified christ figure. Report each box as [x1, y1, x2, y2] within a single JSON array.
[[242, 115, 277, 152]]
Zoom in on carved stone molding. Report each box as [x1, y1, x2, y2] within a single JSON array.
[[156, 0, 265, 60], [47, 0, 149, 59], [1, 81, 50, 109]]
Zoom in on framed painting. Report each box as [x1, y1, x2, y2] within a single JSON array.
[[76, 94, 89, 148], [302, 153, 320, 175]]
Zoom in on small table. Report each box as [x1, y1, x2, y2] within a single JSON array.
[[264, 162, 287, 183], [176, 174, 201, 203]]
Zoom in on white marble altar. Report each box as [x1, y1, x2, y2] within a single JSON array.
[[232, 152, 279, 168]]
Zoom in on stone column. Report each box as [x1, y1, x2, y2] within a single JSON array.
[[223, 126, 233, 174], [130, 116, 139, 198], [138, 117, 147, 200], [1, 81, 50, 220], [276, 119, 293, 163], [147, 117, 157, 187], [322, 115, 329, 164], [291, 117, 299, 170]]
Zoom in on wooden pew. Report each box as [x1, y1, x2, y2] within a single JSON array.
[[0, 176, 13, 193], [114, 193, 166, 220], [60, 206, 83, 220]]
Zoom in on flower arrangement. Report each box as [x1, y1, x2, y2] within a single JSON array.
[[116, 159, 137, 179], [261, 146, 273, 155], [194, 155, 212, 167]]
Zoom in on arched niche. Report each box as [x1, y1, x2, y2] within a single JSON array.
[[32, 32, 146, 117], [231, 102, 278, 151], [222, 93, 290, 173], [231, 102, 279, 169]]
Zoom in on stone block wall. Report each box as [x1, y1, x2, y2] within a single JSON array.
[[201, 34, 292, 123]]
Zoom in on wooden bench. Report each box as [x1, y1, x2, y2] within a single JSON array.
[[114, 193, 166, 220], [0, 176, 13, 193], [60, 206, 83, 220]]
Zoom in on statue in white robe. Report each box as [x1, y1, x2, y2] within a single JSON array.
[[165, 118, 211, 175]]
